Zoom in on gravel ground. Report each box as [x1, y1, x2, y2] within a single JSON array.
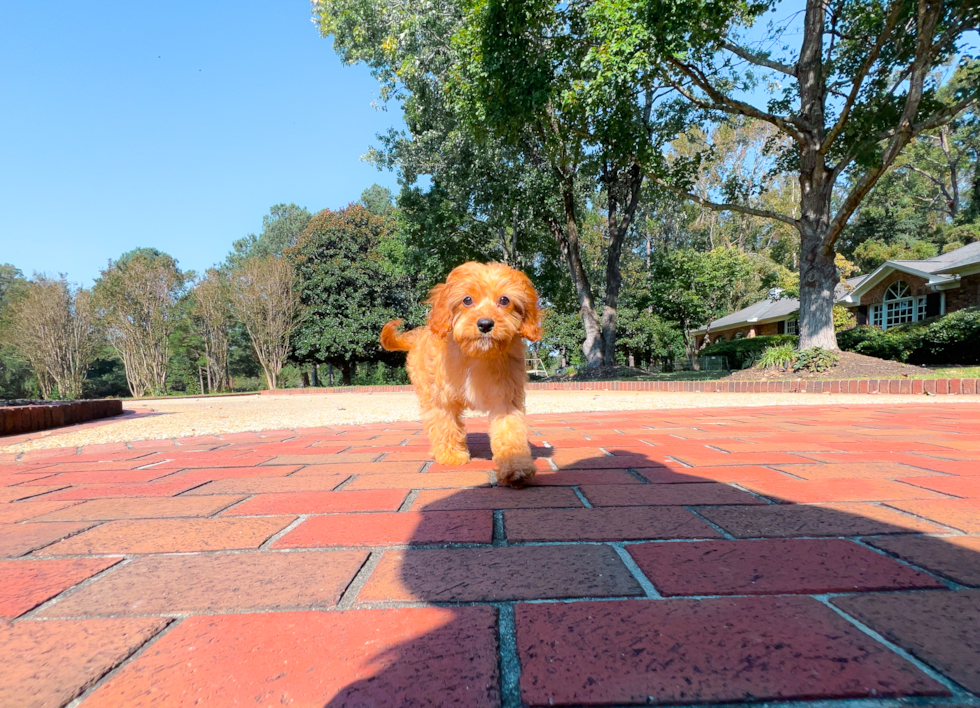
[[3, 390, 979, 452]]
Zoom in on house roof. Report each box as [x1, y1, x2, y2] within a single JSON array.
[[692, 275, 867, 335], [690, 241, 979, 336]]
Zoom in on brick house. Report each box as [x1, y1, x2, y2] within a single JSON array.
[[692, 241, 980, 349]]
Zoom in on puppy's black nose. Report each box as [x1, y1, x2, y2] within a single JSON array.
[[477, 318, 495, 333]]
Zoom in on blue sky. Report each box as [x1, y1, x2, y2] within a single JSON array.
[[0, 0, 404, 286]]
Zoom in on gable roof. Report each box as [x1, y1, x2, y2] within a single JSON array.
[[690, 242, 979, 336], [691, 275, 867, 335], [842, 241, 980, 303]]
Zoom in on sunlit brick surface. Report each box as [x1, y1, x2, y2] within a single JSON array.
[[1, 402, 979, 706]]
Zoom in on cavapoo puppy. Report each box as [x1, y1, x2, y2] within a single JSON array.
[[381, 262, 542, 487]]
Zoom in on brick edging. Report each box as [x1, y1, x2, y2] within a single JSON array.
[[0, 399, 124, 437], [260, 379, 979, 396]]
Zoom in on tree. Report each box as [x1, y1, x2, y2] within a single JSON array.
[[93, 249, 189, 397], [0, 264, 33, 399], [227, 204, 314, 269], [4, 275, 100, 400], [229, 256, 301, 390], [191, 269, 232, 393], [646, 247, 756, 354], [290, 204, 419, 385], [360, 184, 396, 217], [588, 0, 978, 349], [314, 0, 656, 367]]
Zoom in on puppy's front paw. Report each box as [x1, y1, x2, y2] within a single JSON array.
[[434, 448, 471, 465], [496, 457, 536, 488]]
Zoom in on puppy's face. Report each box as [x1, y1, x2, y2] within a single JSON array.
[[427, 262, 542, 358]]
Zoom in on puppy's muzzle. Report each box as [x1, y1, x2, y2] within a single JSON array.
[[477, 318, 495, 333]]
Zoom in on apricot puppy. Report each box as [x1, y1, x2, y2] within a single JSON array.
[[381, 262, 542, 487]]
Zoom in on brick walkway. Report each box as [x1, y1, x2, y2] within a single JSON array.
[[2, 403, 979, 707]]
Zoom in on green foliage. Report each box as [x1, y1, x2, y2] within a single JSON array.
[[851, 236, 938, 273], [359, 185, 396, 217], [834, 304, 857, 331], [792, 347, 840, 373], [615, 307, 685, 367], [227, 204, 313, 270], [540, 309, 587, 368], [290, 204, 423, 384], [757, 344, 795, 369], [838, 309, 980, 365], [700, 335, 798, 369], [645, 247, 756, 333]]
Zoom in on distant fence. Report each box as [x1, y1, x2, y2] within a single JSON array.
[[261, 379, 979, 395]]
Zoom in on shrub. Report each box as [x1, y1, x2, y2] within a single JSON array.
[[699, 335, 798, 369], [838, 307, 980, 365], [757, 344, 795, 369], [793, 347, 840, 372]]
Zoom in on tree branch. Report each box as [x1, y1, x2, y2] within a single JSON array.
[[651, 175, 800, 229], [720, 41, 796, 76], [820, 0, 903, 153], [665, 56, 806, 143]]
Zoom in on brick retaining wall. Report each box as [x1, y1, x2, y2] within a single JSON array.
[[0, 399, 124, 437], [261, 379, 980, 396]]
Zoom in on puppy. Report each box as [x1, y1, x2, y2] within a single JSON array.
[[381, 262, 542, 487]]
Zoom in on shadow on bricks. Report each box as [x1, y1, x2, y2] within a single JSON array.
[[2, 404, 980, 706]]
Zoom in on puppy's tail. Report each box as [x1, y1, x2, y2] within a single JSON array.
[[380, 319, 420, 352]]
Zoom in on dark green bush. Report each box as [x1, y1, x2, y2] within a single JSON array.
[[699, 335, 798, 369], [838, 307, 980, 364], [793, 347, 840, 372]]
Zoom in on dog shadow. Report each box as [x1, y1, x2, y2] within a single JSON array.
[[323, 441, 978, 706]]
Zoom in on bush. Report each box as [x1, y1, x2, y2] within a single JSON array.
[[793, 347, 840, 372], [838, 307, 980, 365], [699, 335, 798, 369], [757, 344, 795, 369]]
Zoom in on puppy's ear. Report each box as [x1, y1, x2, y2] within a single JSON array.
[[517, 272, 543, 342], [426, 283, 453, 338]]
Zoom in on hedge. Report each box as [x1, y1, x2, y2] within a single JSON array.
[[838, 307, 980, 365], [699, 335, 799, 369]]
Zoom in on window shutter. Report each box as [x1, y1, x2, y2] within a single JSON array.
[[926, 293, 941, 317], [777, 320, 785, 334], [857, 305, 868, 325]]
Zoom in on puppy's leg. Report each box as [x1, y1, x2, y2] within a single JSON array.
[[423, 401, 470, 465], [489, 405, 535, 488]]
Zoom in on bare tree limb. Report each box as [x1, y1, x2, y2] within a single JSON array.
[[720, 41, 797, 76], [651, 174, 800, 229], [665, 56, 806, 143]]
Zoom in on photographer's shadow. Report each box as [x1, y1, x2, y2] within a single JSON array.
[[324, 439, 979, 706]]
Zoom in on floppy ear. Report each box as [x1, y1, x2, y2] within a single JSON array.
[[517, 273, 543, 342], [426, 283, 454, 338]]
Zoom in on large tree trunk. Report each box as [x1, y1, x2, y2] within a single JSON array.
[[798, 224, 839, 350], [796, 0, 838, 351], [548, 180, 605, 367], [600, 163, 643, 365]]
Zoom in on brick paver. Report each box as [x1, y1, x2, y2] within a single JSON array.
[[628, 538, 944, 595], [516, 597, 948, 705], [2, 402, 980, 706], [37, 550, 369, 617], [0, 557, 120, 618], [832, 590, 980, 693]]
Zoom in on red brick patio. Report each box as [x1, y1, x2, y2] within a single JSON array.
[[2, 403, 979, 707]]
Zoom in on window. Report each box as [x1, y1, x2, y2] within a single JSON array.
[[870, 304, 883, 327], [876, 280, 926, 330], [785, 318, 798, 335]]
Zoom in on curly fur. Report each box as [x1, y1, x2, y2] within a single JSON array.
[[381, 262, 542, 487]]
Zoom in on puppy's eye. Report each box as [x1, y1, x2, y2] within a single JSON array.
[[498, 296, 510, 306], [462, 296, 474, 307]]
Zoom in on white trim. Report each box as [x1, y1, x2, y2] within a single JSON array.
[[846, 261, 958, 301]]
